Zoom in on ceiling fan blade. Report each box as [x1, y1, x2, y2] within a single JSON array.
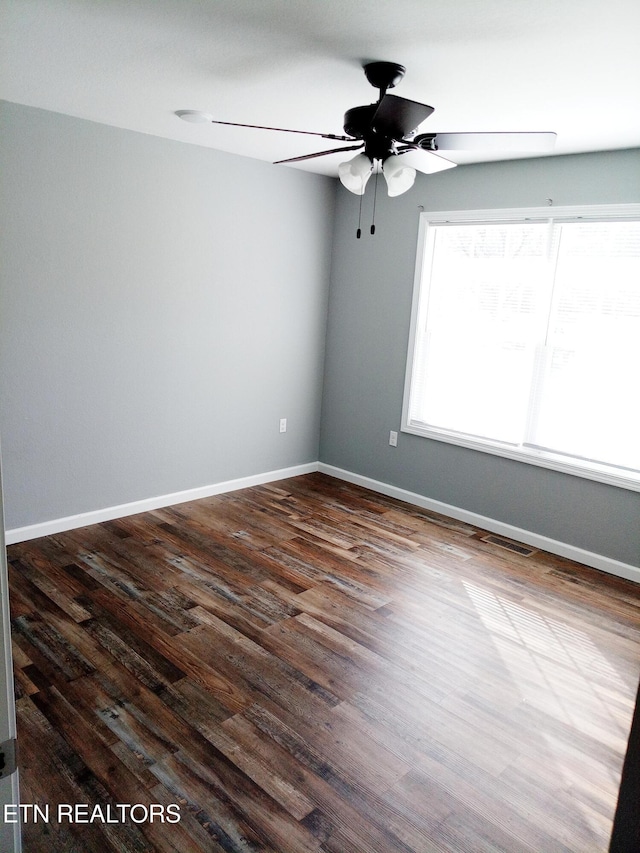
[[274, 144, 364, 165], [429, 132, 557, 152], [371, 95, 434, 139], [397, 148, 457, 174], [210, 118, 353, 142]]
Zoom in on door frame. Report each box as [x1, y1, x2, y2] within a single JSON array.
[[0, 446, 21, 853]]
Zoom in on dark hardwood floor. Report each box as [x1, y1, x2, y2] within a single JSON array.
[[7, 473, 640, 852]]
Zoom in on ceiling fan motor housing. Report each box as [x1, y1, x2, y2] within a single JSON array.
[[343, 106, 397, 161], [343, 105, 376, 139]]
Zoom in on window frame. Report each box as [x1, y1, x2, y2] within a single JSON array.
[[401, 203, 640, 492]]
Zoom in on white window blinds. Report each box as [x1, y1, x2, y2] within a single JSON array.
[[404, 207, 640, 488]]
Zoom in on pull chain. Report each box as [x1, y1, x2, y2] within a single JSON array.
[[370, 168, 379, 235], [357, 192, 363, 239]]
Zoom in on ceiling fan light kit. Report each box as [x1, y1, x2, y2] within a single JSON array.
[[178, 60, 556, 236], [381, 154, 417, 197], [338, 153, 373, 195]]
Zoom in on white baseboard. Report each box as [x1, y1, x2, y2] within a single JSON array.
[[4, 462, 319, 546], [6, 461, 638, 585], [318, 463, 640, 585]]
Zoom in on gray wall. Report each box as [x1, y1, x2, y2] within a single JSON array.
[[320, 149, 640, 567], [0, 102, 335, 530], [2, 102, 638, 568]]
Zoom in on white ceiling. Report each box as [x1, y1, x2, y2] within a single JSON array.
[[2, 0, 640, 176]]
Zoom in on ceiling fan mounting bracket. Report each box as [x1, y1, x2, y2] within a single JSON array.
[[363, 61, 406, 93]]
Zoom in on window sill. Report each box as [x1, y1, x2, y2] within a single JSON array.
[[401, 423, 640, 493]]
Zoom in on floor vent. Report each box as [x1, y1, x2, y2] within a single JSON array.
[[482, 535, 537, 556]]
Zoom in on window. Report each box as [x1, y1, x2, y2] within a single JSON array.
[[402, 205, 640, 490]]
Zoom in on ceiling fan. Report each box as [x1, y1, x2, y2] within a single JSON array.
[[177, 61, 555, 234]]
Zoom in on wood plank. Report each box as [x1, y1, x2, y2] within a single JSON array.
[[8, 472, 639, 853]]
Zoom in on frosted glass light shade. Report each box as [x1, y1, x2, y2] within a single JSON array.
[[338, 154, 373, 195], [382, 155, 417, 197]]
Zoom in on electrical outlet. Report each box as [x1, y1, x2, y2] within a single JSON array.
[[279, 418, 287, 433], [389, 430, 398, 447]]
